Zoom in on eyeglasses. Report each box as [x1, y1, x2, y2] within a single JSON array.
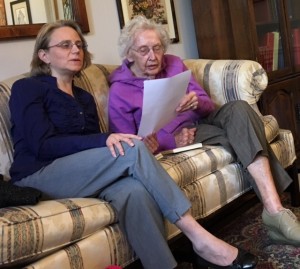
[[46, 40, 88, 50], [131, 45, 164, 56]]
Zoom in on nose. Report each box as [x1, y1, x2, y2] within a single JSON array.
[[148, 48, 156, 59], [71, 43, 80, 52]]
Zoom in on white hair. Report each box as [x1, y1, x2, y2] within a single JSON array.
[[118, 15, 170, 59]]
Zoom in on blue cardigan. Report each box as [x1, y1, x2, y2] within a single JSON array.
[[9, 75, 109, 182]]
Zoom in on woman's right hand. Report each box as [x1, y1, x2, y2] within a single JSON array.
[[106, 133, 142, 157], [143, 133, 159, 154], [174, 127, 196, 147]]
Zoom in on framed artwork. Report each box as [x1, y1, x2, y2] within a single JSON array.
[[10, 0, 32, 25], [116, 0, 179, 43], [62, 0, 73, 20], [0, 0, 6, 26]]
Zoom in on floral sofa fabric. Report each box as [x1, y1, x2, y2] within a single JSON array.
[[0, 59, 296, 269]]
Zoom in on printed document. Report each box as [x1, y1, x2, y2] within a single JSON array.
[[138, 70, 191, 137]]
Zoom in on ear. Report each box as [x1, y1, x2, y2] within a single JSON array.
[[126, 50, 134, 63], [38, 49, 50, 64]]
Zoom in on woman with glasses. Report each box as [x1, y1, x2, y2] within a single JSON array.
[[8, 20, 257, 269], [108, 14, 300, 263]]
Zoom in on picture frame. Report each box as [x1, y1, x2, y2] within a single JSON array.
[[116, 0, 179, 43], [0, 0, 6, 26], [10, 0, 32, 25]]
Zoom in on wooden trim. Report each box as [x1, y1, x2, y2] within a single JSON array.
[[0, 0, 89, 40]]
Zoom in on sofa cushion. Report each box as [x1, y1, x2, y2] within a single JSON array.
[[23, 224, 136, 269], [0, 79, 14, 180], [74, 64, 111, 133], [22, 160, 252, 269], [0, 198, 116, 267], [160, 145, 234, 187], [165, 161, 251, 238]]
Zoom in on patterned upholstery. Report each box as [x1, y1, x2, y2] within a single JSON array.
[[0, 199, 115, 268], [0, 59, 296, 269], [184, 59, 268, 107]]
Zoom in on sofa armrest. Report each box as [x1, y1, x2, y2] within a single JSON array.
[[183, 59, 268, 107]]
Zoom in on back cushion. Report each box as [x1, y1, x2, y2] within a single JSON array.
[[0, 74, 27, 180], [74, 64, 111, 133]]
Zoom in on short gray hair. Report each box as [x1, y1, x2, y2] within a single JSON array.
[[118, 15, 170, 59]]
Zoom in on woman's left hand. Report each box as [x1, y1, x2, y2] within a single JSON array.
[[106, 133, 142, 157], [174, 127, 196, 147], [176, 91, 198, 112]]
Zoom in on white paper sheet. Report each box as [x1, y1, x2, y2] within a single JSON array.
[[138, 70, 191, 137]]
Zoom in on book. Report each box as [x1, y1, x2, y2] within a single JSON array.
[[155, 142, 203, 160], [258, 31, 280, 71], [292, 28, 300, 65], [272, 31, 280, 71], [258, 32, 274, 72]]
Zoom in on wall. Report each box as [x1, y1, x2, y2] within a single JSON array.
[[0, 0, 199, 81]]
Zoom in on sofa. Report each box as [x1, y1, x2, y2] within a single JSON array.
[[0, 59, 298, 269]]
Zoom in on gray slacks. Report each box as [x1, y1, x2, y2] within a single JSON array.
[[195, 100, 292, 198], [15, 140, 191, 269]]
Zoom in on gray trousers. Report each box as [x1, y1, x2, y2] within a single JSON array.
[[195, 100, 292, 197], [15, 140, 191, 269]]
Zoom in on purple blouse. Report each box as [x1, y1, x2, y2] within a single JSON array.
[[109, 54, 215, 152]]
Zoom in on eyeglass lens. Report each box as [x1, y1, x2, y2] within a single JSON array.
[[133, 45, 163, 56], [47, 40, 87, 50]]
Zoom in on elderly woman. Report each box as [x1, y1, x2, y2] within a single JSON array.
[[8, 20, 257, 269], [108, 15, 300, 253]]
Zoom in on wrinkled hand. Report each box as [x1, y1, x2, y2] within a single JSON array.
[[176, 91, 198, 112], [143, 133, 159, 154], [174, 127, 196, 147], [106, 133, 142, 157]]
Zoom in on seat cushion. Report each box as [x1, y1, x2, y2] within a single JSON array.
[[22, 161, 252, 269], [23, 224, 136, 269], [165, 162, 252, 239], [0, 198, 116, 268], [159, 145, 234, 187]]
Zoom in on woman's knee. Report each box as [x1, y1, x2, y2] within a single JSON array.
[[123, 138, 149, 156], [132, 139, 147, 150], [228, 100, 250, 111], [227, 100, 260, 119]]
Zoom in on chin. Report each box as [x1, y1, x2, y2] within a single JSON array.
[[146, 69, 160, 76]]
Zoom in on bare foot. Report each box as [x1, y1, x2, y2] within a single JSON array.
[[192, 240, 238, 266]]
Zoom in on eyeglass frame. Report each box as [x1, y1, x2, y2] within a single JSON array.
[[46, 40, 88, 50], [130, 44, 164, 56]]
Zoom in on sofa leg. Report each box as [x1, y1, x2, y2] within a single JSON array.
[[286, 162, 300, 207]]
